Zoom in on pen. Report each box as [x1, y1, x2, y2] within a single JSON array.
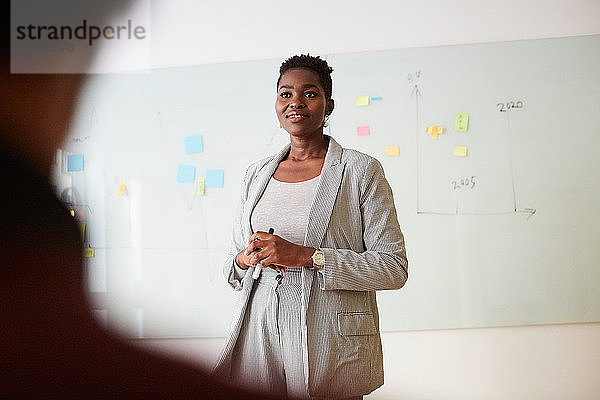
[[252, 228, 274, 280]]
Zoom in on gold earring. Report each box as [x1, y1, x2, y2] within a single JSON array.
[[322, 115, 330, 128]]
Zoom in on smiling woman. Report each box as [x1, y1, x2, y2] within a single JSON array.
[[212, 54, 409, 399]]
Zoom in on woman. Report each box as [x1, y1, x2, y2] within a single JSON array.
[[214, 54, 408, 399]]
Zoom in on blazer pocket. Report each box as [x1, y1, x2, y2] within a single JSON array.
[[337, 312, 377, 336]]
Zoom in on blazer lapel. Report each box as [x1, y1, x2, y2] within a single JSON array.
[[304, 135, 345, 248], [302, 135, 346, 306]]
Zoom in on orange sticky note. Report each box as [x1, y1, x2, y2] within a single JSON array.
[[357, 126, 370, 136], [118, 181, 127, 195], [426, 126, 443, 134], [426, 126, 443, 139], [454, 146, 468, 157], [386, 146, 400, 156]]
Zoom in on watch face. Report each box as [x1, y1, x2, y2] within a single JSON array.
[[314, 251, 324, 265]]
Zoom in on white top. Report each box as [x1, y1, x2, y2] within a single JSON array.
[[251, 175, 320, 246]]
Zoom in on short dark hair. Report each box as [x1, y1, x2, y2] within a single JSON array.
[[277, 54, 334, 100]]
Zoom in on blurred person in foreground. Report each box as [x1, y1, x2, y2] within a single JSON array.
[[0, 2, 274, 398]]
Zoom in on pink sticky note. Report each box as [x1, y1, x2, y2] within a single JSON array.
[[357, 126, 370, 136]]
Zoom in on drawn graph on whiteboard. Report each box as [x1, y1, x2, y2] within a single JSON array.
[[410, 68, 535, 218]]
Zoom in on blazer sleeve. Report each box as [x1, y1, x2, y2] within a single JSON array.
[[223, 166, 251, 290], [317, 158, 408, 291]]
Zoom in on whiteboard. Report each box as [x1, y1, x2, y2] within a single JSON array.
[[54, 35, 600, 338]]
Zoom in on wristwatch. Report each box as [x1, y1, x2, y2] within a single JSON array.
[[311, 249, 325, 270]]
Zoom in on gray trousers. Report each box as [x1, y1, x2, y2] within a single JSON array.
[[230, 268, 362, 400], [230, 267, 306, 398]]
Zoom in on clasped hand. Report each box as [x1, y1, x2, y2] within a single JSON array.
[[236, 231, 314, 273]]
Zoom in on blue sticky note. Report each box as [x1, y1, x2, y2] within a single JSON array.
[[177, 165, 196, 183], [205, 169, 224, 188], [370, 96, 383, 101], [67, 154, 84, 172], [185, 135, 203, 154]]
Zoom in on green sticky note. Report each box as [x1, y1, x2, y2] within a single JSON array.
[[455, 113, 469, 132]]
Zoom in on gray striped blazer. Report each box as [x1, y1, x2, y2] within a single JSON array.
[[214, 135, 408, 398]]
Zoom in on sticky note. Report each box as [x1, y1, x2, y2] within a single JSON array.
[[67, 154, 84, 172], [79, 223, 86, 242], [426, 126, 443, 139], [455, 113, 469, 132], [177, 165, 196, 183], [370, 97, 383, 101], [454, 146, 468, 157], [197, 177, 205, 196], [357, 126, 370, 136], [84, 247, 95, 258], [386, 146, 400, 156], [356, 96, 370, 106], [185, 135, 204, 154], [118, 181, 127, 195], [205, 169, 224, 188]]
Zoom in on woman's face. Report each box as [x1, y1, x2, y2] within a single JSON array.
[[275, 68, 334, 138]]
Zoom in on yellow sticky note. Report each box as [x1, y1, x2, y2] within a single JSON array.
[[386, 146, 400, 156], [197, 177, 205, 196], [426, 126, 433, 134], [455, 113, 469, 131], [118, 181, 127, 195], [454, 146, 468, 157], [430, 133, 439, 139], [433, 126, 443, 134], [79, 224, 86, 242], [84, 247, 95, 258], [356, 96, 370, 106]]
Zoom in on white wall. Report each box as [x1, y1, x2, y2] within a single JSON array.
[[149, 0, 600, 68], [128, 1, 600, 399], [133, 322, 600, 400]]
